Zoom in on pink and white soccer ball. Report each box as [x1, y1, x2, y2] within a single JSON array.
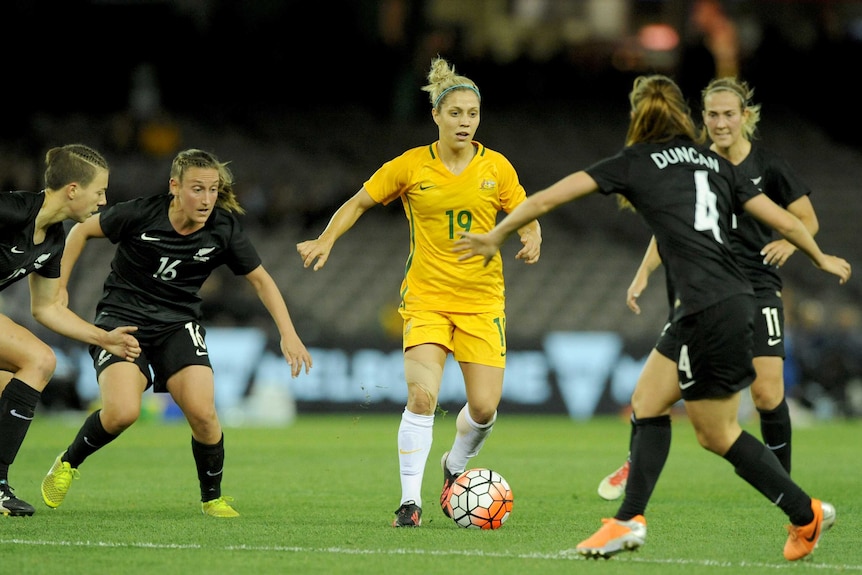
[[447, 467, 513, 529]]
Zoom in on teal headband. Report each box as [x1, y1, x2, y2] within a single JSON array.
[[434, 84, 481, 109]]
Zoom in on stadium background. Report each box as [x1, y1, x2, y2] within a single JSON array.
[[2, 0, 861, 420]]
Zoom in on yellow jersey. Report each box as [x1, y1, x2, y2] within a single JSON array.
[[364, 141, 526, 313]]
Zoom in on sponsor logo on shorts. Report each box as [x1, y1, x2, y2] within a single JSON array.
[[98, 350, 113, 366], [679, 379, 696, 390]]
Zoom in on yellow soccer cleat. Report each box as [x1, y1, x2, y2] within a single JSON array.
[[41, 453, 80, 509], [202, 496, 240, 518]]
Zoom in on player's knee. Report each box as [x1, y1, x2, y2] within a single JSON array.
[[468, 405, 496, 425], [187, 412, 221, 441], [406, 382, 437, 413], [693, 429, 719, 453], [630, 391, 674, 418], [26, 342, 57, 390], [101, 408, 139, 433], [692, 427, 735, 455], [404, 358, 443, 414], [750, 377, 784, 410]]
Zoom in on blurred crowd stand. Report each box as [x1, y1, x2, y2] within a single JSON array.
[[2, 0, 861, 418]]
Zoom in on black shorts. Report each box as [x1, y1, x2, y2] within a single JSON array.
[[752, 290, 785, 358], [655, 320, 676, 360], [673, 294, 756, 401], [90, 321, 212, 393]]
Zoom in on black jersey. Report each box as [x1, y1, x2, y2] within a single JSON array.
[[0, 190, 64, 292], [586, 137, 760, 320], [730, 143, 812, 294], [94, 193, 261, 327]]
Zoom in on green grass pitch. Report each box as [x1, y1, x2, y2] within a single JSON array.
[[3, 412, 860, 574]]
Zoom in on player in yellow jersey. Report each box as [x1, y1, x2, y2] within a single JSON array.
[[297, 56, 541, 527]]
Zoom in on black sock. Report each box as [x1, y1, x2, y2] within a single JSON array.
[[758, 398, 792, 474], [0, 378, 41, 478], [625, 411, 636, 462], [616, 414, 671, 521], [65, 410, 119, 468], [723, 430, 812, 525], [193, 434, 225, 502]]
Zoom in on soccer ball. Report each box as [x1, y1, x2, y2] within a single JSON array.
[[448, 468, 513, 529]]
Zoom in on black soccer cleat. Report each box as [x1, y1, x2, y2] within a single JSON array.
[[392, 501, 422, 527], [0, 481, 35, 517]]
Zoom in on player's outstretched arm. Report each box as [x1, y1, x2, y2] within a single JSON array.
[[454, 171, 600, 266], [627, 236, 662, 315], [244, 265, 312, 377], [744, 194, 850, 284], [297, 188, 378, 271]]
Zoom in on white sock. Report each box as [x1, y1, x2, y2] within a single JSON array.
[[397, 408, 434, 507], [446, 404, 496, 475]]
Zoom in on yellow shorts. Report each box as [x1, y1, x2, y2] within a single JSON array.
[[400, 309, 507, 368]]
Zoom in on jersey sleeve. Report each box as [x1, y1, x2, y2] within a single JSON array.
[[584, 150, 630, 196], [223, 216, 262, 276], [764, 151, 813, 206], [34, 233, 64, 279], [364, 147, 425, 205], [98, 197, 145, 243], [0, 193, 32, 228], [494, 152, 528, 213], [731, 162, 763, 209]]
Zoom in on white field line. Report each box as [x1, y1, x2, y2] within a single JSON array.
[[1, 538, 860, 570]]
